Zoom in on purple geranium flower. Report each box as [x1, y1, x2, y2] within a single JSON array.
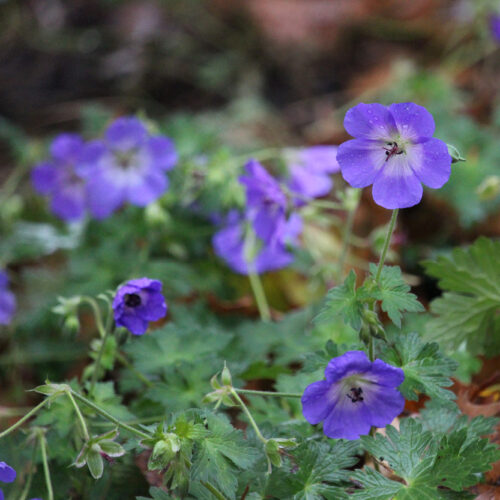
[[79, 117, 177, 219], [0, 462, 16, 483], [212, 211, 301, 275], [239, 159, 288, 245], [31, 134, 87, 221], [337, 103, 451, 209], [490, 14, 500, 42], [113, 278, 167, 335], [0, 272, 16, 325], [288, 146, 341, 201], [301, 351, 405, 440]]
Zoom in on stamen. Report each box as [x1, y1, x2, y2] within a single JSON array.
[[124, 293, 141, 308], [346, 387, 364, 403], [383, 141, 404, 162]]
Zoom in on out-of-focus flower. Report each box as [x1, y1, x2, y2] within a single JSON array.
[[239, 159, 288, 245], [0, 462, 16, 483], [490, 14, 500, 42], [287, 146, 341, 202], [31, 134, 87, 221], [337, 103, 451, 209], [212, 211, 301, 275], [113, 278, 167, 335], [301, 351, 405, 440], [79, 117, 177, 218], [0, 272, 16, 325]]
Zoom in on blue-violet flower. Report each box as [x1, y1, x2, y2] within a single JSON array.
[[31, 134, 87, 221], [491, 14, 500, 42], [239, 159, 288, 245], [337, 103, 451, 209], [113, 278, 167, 335], [212, 211, 301, 275], [288, 146, 340, 202], [0, 272, 16, 325], [301, 351, 405, 440], [79, 117, 177, 218]]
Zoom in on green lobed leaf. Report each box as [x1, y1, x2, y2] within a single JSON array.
[[422, 237, 500, 354], [314, 271, 365, 331], [381, 332, 457, 404], [270, 441, 358, 500], [190, 412, 260, 499], [367, 264, 424, 327], [355, 417, 500, 499]]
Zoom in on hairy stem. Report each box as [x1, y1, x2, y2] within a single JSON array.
[[89, 319, 111, 397], [38, 429, 54, 500], [235, 388, 302, 398], [66, 390, 90, 441], [230, 388, 267, 444], [374, 209, 399, 283], [0, 397, 53, 439], [116, 351, 153, 388], [248, 270, 271, 322], [70, 390, 151, 440]]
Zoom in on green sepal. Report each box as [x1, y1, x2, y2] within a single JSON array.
[[87, 446, 104, 479]]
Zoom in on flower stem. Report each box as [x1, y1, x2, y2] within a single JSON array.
[[230, 388, 267, 444], [0, 397, 52, 439], [248, 270, 271, 322], [374, 209, 399, 283], [337, 201, 358, 281], [66, 390, 90, 441], [70, 390, 151, 440], [235, 388, 302, 398], [368, 336, 375, 363], [89, 315, 111, 397], [116, 351, 154, 388], [37, 429, 54, 500], [18, 444, 37, 500]]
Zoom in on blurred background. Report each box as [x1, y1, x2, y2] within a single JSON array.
[[1, 0, 500, 229], [1, 1, 500, 497]]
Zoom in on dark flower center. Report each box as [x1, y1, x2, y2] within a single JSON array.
[[384, 141, 405, 162], [115, 150, 137, 169], [346, 387, 364, 403], [124, 293, 141, 308]]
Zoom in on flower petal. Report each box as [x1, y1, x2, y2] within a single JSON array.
[[136, 292, 167, 321], [0, 290, 16, 325], [325, 351, 371, 383], [389, 103, 435, 141], [105, 117, 147, 151], [344, 103, 397, 140], [322, 398, 372, 440], [117, 312, 149, 335], [50, 186, 86, 221], [369, 359, 405, 387], [147, 136, 178, 171], [301, 380, 333, 425], [0, 462, 16, 483], [49, 133, 84, 161], [363, 386, 405, 428], [31, 162, 59, 195], [408, 138, 451, 189], [86, 174, 126, 219], [372, 158, 423, 209], [126, 171, 168, 206], [337, 139, 386, 188]]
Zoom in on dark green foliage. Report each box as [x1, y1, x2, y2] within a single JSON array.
[[423, 237, 500, 354]]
